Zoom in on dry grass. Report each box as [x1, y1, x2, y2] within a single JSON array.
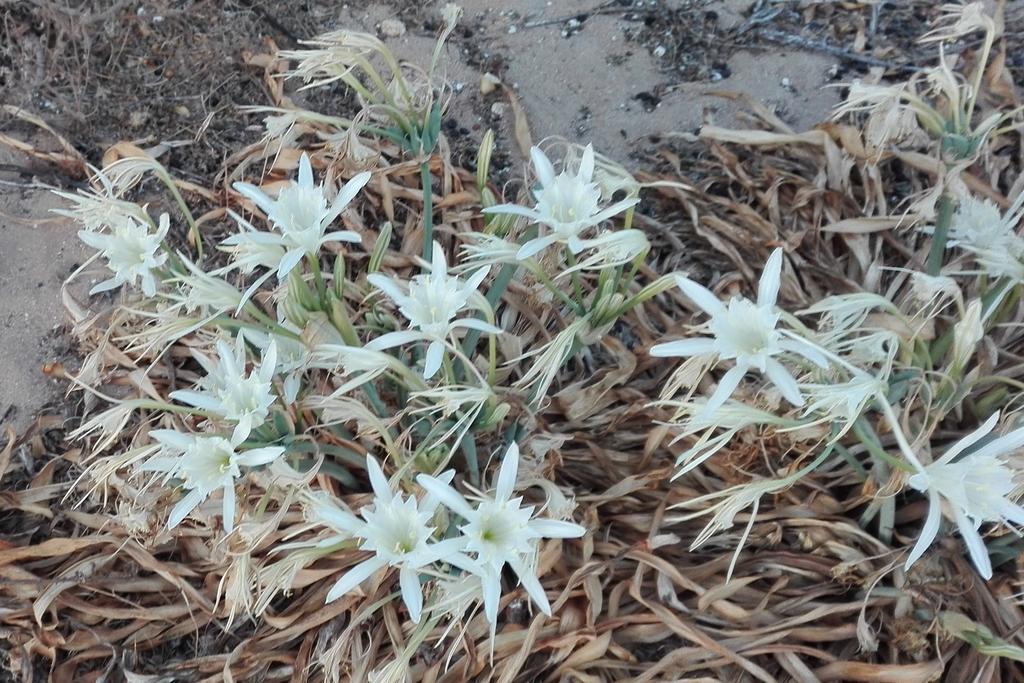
[[4, 7, 1024, 683]]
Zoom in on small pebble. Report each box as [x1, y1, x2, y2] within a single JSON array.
[[379, 19, 406, 38], [653, 45, 666, 57]]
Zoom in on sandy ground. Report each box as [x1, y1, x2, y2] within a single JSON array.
[[0, 0, 843, 432]]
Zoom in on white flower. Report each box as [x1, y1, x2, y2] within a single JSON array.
[[170, 332, 277, 442], [366, 241, 500, 379], [483, 145, 639, 260], [947, 196, 1020, 252], [53, 167, 150, 233], [170, 256, 244, 315], [225, 153, 371, 280], [416, 443, 586, 634], [312, 456, 471, 623], [141, 430, 284, 532], [78, 213, 169, 297], [650, 249, 827, 413], [905, 412, 1024, 580]]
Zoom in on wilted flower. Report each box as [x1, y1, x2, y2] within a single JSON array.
[[905, 412, 1024, 579], [170, 332, 277, 442], [651, 249, 827, 413], [142, 430, 284, 532], [78, 213, 169, 297], [484, 145, 639, 259], [416, 443, 586, 635], [225, 153, 371, 280], [311, 457, 471, 622], [54, 166, 150, 233], [170, 256, 244, 315], [367, 241, 500, 379]]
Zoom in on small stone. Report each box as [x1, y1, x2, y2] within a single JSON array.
[[480, 72, 501, 95], [507, 25, 518, 34], [653, 44, 666, 57], [379, 19, 406, 38], [129, 110, 148, 128], [490, 102, 507, 118]]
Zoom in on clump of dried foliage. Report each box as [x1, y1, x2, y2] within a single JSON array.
[[4, 3, 1024, 682]]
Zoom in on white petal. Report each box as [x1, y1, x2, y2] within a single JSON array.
[[481, 569, 502, 635], [649, 337, 717, 358], [415, 474, 475, 519], [777, 338, 829, 369], [365, 330, 423, 351], [222, 484, 237, 533], [276, 248, 305, 280], [482, 203, 544, 223], [577, 144, 595, 182], [151, 429, 193, 452], [905, 492, 942, 571], [236, 446, 285, 467], [298, 153, 313, 188], [936, 412, 1000, 465], [430, 240, 447, 275], [168, 488, 204, 529], [675, 276, 726, 318], [529, 519, 586, 539], [421, 469, 457, 514], [423, 340, 445, 380], [400, 566, 424, 623], [233, 182, 277, 216], [516, 234, 560, 260], [495, 443, 519, 502], [335, 171, 372, 213], [758, 248, 784, 308], [704, 364, 747, 414], [366, 273, 407, 304], [530, 146, 556, 188], [586, 196, 640, 225], [452, 318, 503, 334], [325, 556, 387, 603], [366, 455, 393, 503], [465, 266, 490, 292], [966, 422, 1024, 464], [511, 558, 550, 615], [954, 506, 992, 580], [764, 358, 804, 407]]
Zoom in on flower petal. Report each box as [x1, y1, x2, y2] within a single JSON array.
[[415, 474, 475, 519], [649, 337, 717, 358], [954, 506, 992, 580], [704, 364, 747, 414], [511, 557, 550, 615], [531, 146, 556, 188], [325, 556, 387, 603], [399, 566, 424, 623], [905, 491, 942, 571], [675, 276, 726, 318], [298, 153, 314, 188], [423, 340, 445, 379], [365, 330, 424, 351], [366, 273, 407, 305], [495, 443, 519, 502], [764, 357, 804, 407], [237, 446, 285, 467], [365, 455, 393, 503], [222, 484, 236, 533], [516, 234, 560, 260], [758, 248, 784, 308], [233, 182, 278, 216], [529, 518, 585, 538], [168, 488, 204, 529], [577, 144, 595, 182], [936, 412, 1000, 465]]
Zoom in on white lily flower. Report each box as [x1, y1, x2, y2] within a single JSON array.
[[416, 443, 586, 635], [78, 213, 169, 297], [366, 241, 500, 379], [170, 332, 277, 442], [483, 145, 639, 260], [651, 249, 827, 413], [225, 153, 371, 281], [53, 167, 151, 233], [312, 456, 471, 623], [141, 430, 284, 532], [905, 413, 1024, 580]]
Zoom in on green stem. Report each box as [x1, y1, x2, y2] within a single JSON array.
[[156, 169, 201, 258], [421, 161, 434, 260], [564, 248, 586, 308], [307, 253, 328, 306], [927, 194, 955, 276]]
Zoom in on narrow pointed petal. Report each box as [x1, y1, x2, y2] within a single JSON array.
[[365, 330, 424, 351], [430, 241, 447, 275], [578, 144, 595, 182], [495, 443, 519, 502], [511, 559, 551, 615], [421, 470, 457, 514], [758, 248, 784, 308], [703, 364, 747, 414], [649, 337, 717, 358], [151, 429, 194, 452], [415, 474, 475, 519], [481, 570, 502, 634], [965, 423, 1024, 464], [954, 506, 992, 580], [530, 146, 556, 188], [168, 488, 204, 529], [325, 556, 387, 602], [905, 492, 942, 571], [516, 234, 560, 260], [452, 318, 503, 334], [936, 412, 1000, 465], [423, 340, 445, 380], [298, 153, 313, 188], [334, 171, 372, 212], [365, 455, 393, 503], [586, 196, 640, 225], [778, 338, 829, 368], [529, 519, 586, 538], [465, 266, 490, 292], [764, 357, 805, 407], [675, 276, 726, 318], [366, 273, 408, 304], [222, 484, 236, 533], [276, 249, 305, 280], [168, 390, 222, 412], [400, 566, 424, 623], [481, 203, 544, 223], [233, 182, 278, 216], [237, 446, 285, 467], [315, 503, 364, 535]]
